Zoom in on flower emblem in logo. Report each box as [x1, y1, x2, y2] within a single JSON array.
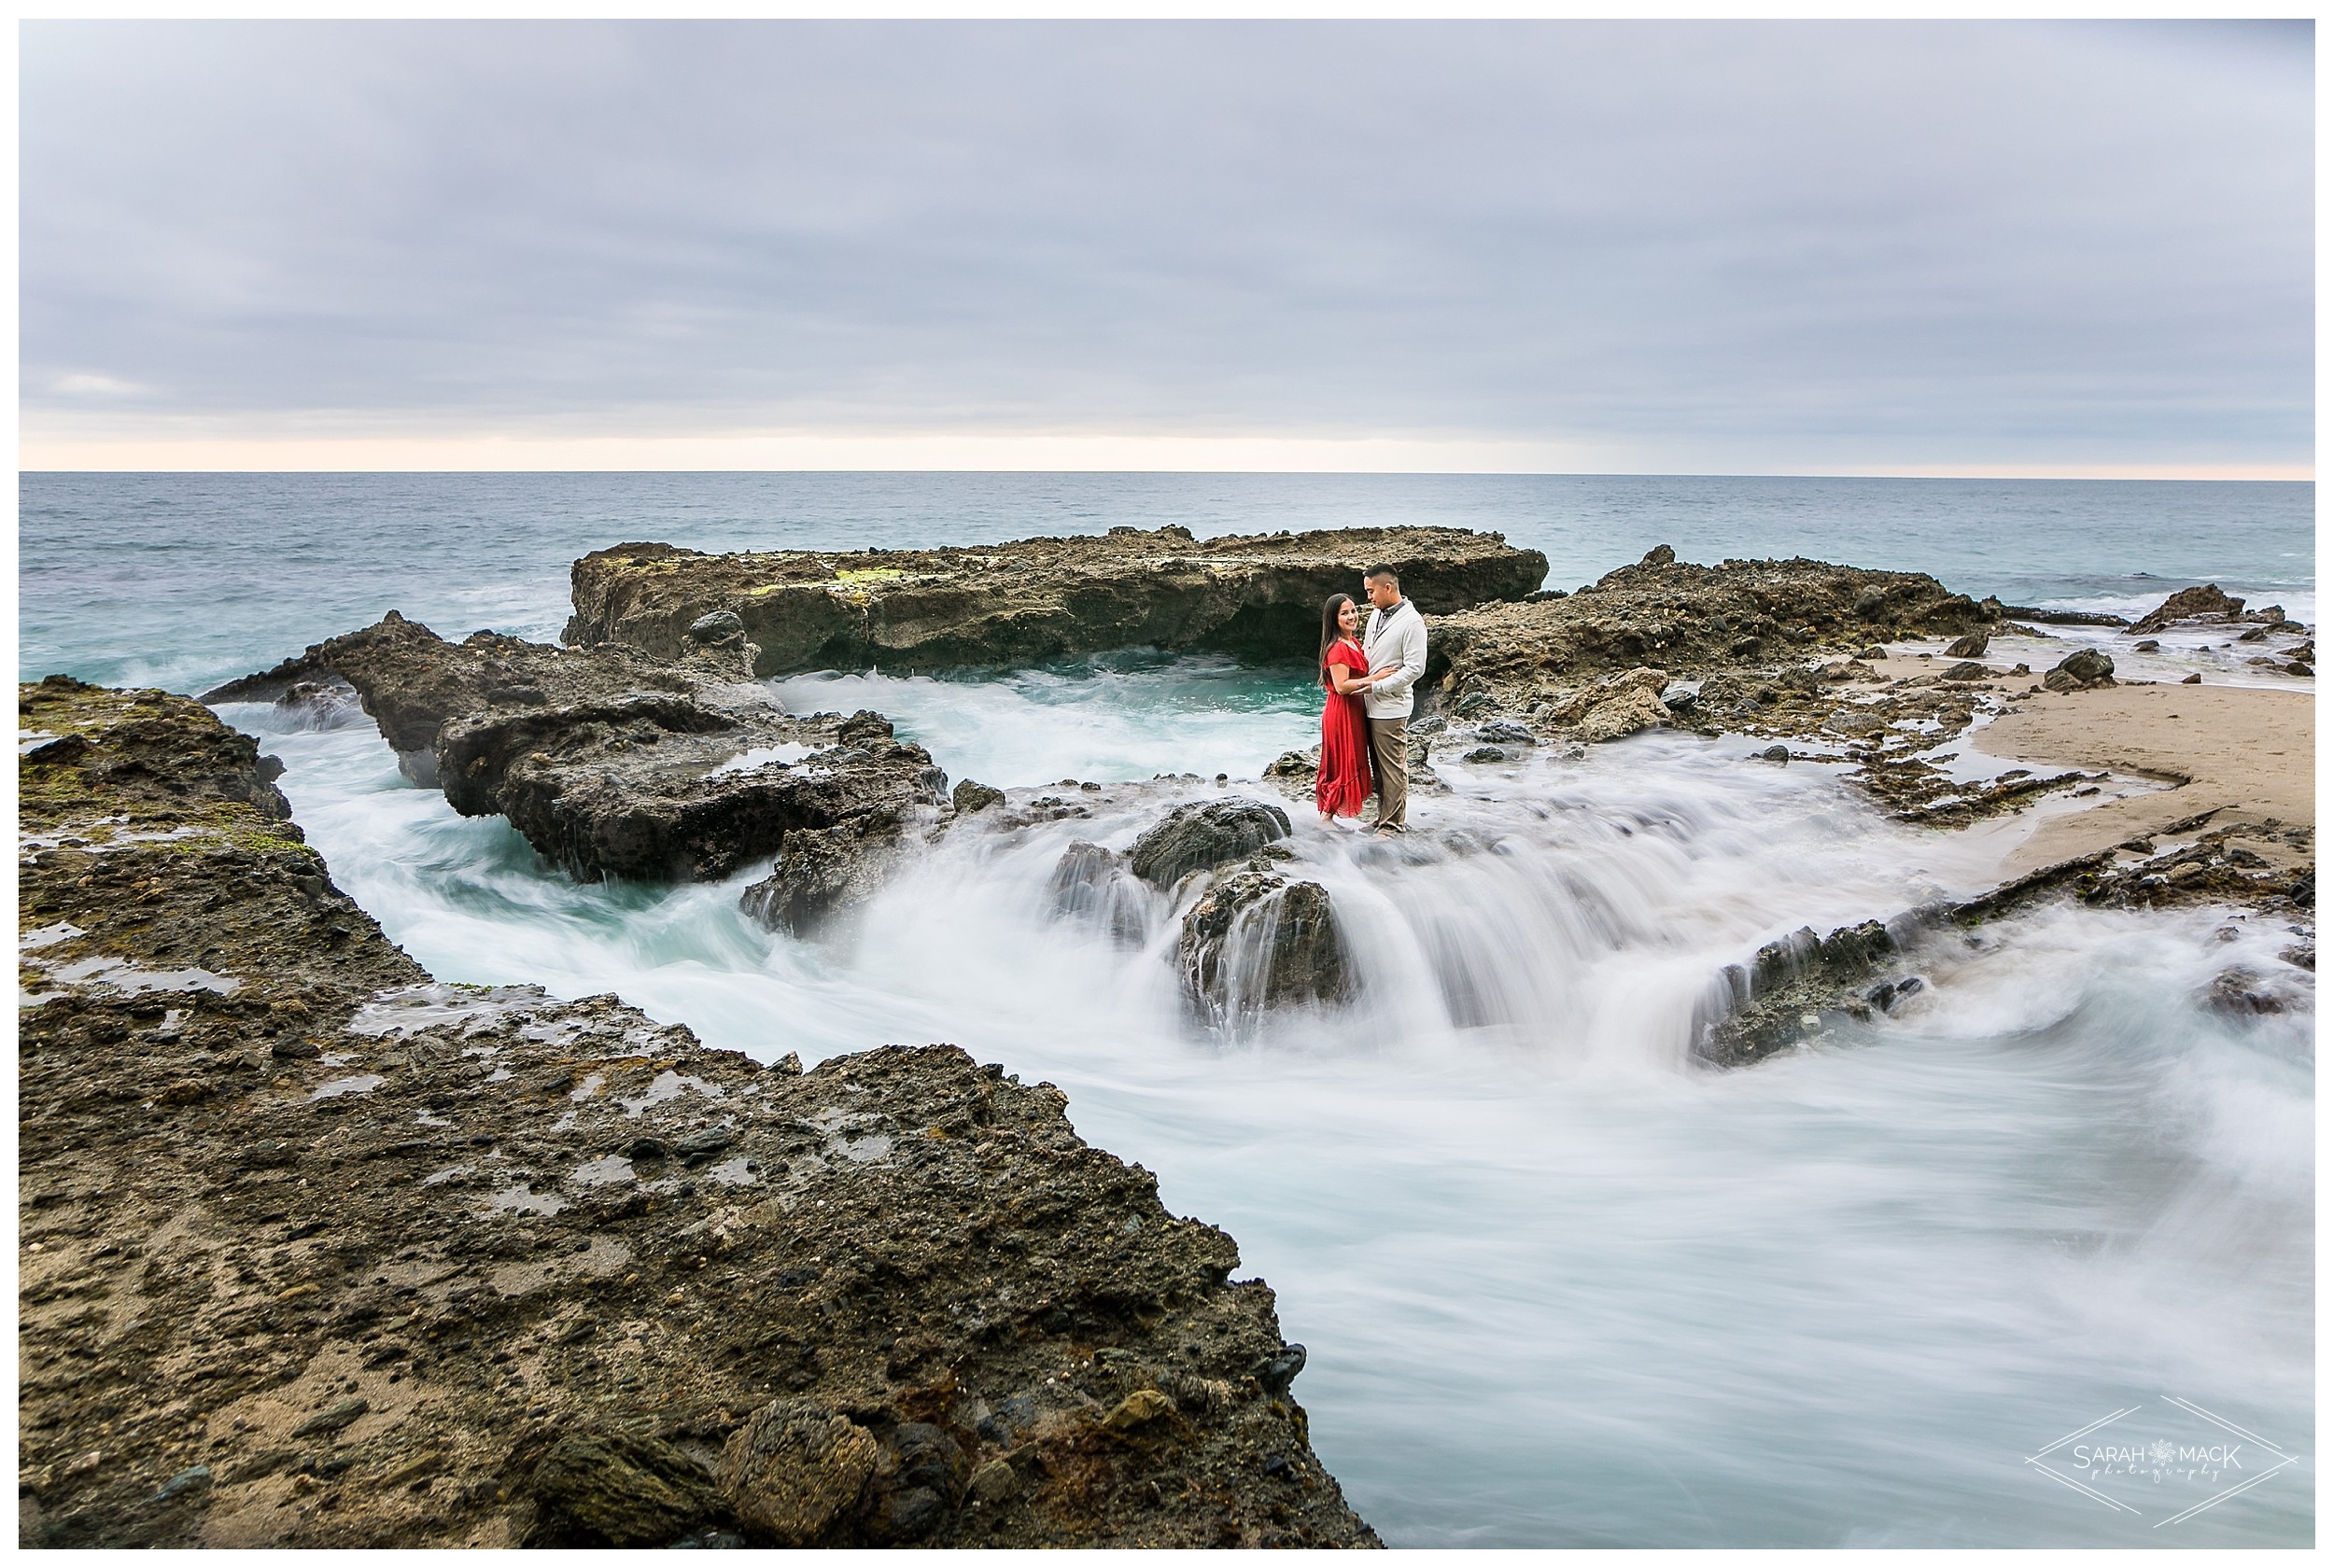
[[2026, 1396, 2301, 1528]]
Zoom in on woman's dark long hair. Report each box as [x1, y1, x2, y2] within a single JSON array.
[[1319, 593, 1357, 690]]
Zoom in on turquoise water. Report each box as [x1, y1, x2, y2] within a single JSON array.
[[17, 471, 2315, 1547], [18, 471, 2314, 693]]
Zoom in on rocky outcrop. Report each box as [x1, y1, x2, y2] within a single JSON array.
[[564, 526, 1549, 677], [2129, 583, 2246, 635], [2041, 649, 2115, 693], [208, 617, 947, 887], [17, 681, 1380, 1549], [1990, 601, 2130, 628], [1129, 801, 1294, 889], [1175, 869, 1348, 1028], [1697, 828, 2315, 1068], [1544, 666, 1671, 745], [1426, 546, 1993, 715], [204, 611, 738, 786], [1699, 919, 1918, 1068], [738, 802, 915, 938], [457, 702, 945, 886], [1014, 794, 1347, 1022]]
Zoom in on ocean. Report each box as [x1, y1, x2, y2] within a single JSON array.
[[17, 470, 2316, 1546]]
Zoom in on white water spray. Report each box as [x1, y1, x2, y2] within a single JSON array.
[[218, 661, 2313, 1547]]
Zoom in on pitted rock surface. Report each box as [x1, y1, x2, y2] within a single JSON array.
[[17, 683, 1378, 1549], [1129, 801, 1294, 889], [564, 525, 1548, 677], [1426, 548, 1991, 712], [1176, 871, 1348, 1026], [207, 616, 947, 885]]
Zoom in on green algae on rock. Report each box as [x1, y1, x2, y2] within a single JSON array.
[[564, 525, 1549, 677]]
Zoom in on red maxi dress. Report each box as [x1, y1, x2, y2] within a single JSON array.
[[1316, 637, 1373, 819]]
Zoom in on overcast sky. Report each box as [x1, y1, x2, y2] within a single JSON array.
[[20, 21, 2314, 474]]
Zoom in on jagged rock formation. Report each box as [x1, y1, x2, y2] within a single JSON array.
[[1543, 666, 1673, 745], [205, 611, 740, 786], [1175, 869, 1349, 1027], [206, 616, 947, 886], [737, 758, 924, 937], [16, 680, 1380, 1548], [2041, 649, 2116, 693], [1019, 795, 1348, 1023], [1697, 823, 2315, 1068], [1128, 801, 1294, 889], [564, 526, 1549, 677], [1426, 546, 1993, 714], [2128, 583, 2247, 635]]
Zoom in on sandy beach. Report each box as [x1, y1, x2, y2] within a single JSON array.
[[1975, 679, 2312, 873]]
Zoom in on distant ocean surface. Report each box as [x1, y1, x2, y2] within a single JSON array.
[[15, 471, 2316, 1547], [18, 471, 2314, 693]]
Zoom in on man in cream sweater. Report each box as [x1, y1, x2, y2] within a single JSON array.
[[1359, 565, 1427, 833]]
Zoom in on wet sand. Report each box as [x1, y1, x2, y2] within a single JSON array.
[[1974, 679, 2314, 874]]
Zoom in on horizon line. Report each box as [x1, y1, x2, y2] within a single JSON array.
[[18, 466, 2314, 483], [14, 431, 2310, 483]]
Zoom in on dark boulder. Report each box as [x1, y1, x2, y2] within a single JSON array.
[[687, 609, 747, 646], [863, 1422, 971, 1543], [1176, 872, 1349, 1025], [718, 1400, 882, 1547], [1128, 801, 1292, 889], [739, 815, 911, 935], [1942, 630, 1990, 659], [2043, 649, 2115, 693], [1263, 749, 1318, 781], [513, 1428, 728, 1547], [2204, 967, 2296, 1018], [211, 615, 947, 887], [2130, 583, 2245, 635], [951, 778, 1005, 814]]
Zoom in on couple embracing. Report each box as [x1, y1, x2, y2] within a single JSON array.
[[1315, 565, 1427, 834]]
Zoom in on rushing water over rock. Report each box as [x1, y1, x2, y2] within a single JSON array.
[[209, 647, 2313, 1547], [21, 472, 2313, 1545]]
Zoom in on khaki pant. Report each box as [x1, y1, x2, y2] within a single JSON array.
[[1367, 717, 1409, 829]]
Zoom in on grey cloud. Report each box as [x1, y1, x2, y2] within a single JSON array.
[[20, 20, 2313, 465]]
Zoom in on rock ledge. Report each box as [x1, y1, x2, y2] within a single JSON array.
[[17, 679, 1379, 1549]]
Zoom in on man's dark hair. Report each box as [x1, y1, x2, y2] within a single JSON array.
[[1363, 565, 1400, 586]]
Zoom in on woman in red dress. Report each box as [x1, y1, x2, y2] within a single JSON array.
[[1316, 593, 1385, 828]]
